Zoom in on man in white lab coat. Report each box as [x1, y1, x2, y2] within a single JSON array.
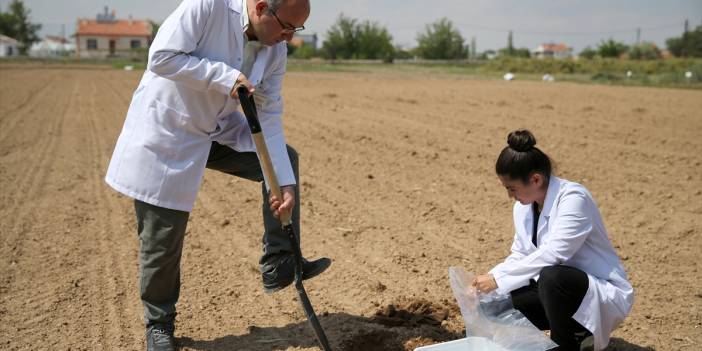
[[104, 1, 330, 349]]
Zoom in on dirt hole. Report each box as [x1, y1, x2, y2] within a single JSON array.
[[371, 297, 457, 327], [339, 330, 403, 351], [338, 298, 463, 351]]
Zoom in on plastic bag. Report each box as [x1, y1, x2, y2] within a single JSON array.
[[449, 267, 558, 351]]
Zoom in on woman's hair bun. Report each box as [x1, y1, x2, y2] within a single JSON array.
[[507, 129, 536, 152]]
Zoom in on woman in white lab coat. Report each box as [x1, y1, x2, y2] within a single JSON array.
[[471, 130, 634, 351]]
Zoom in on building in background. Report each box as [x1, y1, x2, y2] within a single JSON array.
[[289, 33, 318, 49], [533, 43, 573, 59], [0, 34, 20, 58], [29, 36, 76, 58], [75, 7, 151, 59]]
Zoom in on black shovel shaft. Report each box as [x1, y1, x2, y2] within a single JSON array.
[[237, 88, 261, 134], [237, 86, 332, 351], [284, 225, 332, 350]]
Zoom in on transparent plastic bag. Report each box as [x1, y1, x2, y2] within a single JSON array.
[[449, 266, 558, 351]]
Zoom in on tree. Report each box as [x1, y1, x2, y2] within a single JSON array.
[[506, 30, 514, 56], [415, 18, 467, 60], [0, 12, 14, 37], [355, 20, 394, 61], [321, 14, 394, 61], [0, 0, 41, 54], [597, 39, 628, 58], [321, 14, 358, 60], [579, 46, 597, 59], [666, 25, 702, 57], [628, 42, 662, 60], [149, 20, 160, 43], [496, 30, 532, 58], [667, 36, 684, 56]]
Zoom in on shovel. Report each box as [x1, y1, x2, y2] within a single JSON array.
[[237, 86, 333, 351]]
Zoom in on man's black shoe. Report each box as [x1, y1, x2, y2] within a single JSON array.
[[146, 322, 176, 351], [262, 255, 331, 293]]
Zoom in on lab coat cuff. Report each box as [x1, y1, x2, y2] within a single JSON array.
[[493, 271, 525, 295], [215, 69, 242, 96], [488, 264, 503, 276]]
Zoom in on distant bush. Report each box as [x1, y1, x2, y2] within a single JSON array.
[[290, 44, 318, 59], [657, 62, 702, 84], [394, 47, 414, 60], [479, 57, 702, 75], [498, 47, 531, 58], [628, 42, 662, 60], [591, 72, 622, 82], [486, 57, 577, 73], [579, 46, 597, 60], [597, 39, 628, 58]]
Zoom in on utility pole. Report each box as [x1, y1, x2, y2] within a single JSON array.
[[684, 19, 689, 34], [635, 28, 641, 45], [471, 36, 476, 60], [507, 30, 514, 56]]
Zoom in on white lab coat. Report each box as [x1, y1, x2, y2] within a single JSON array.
[[105, 0, 294, 212], [489, 176, 634, 350]]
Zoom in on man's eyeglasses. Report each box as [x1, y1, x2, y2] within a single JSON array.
[[269, 9, 305, 34]]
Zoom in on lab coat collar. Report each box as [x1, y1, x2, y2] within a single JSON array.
[[240, 0, 250, 31], [230, 0, 272, 85], [229, 0, 242, 14], [238, 0, 261, 47], [541, 175, 561, 219], [249, 45, 271, 86], [531, 175, 561, 245]]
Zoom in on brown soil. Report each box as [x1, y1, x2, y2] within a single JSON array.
[[340, 330, 403, 351], [1, 66, 700, 351], [372, 297, 456, 327]]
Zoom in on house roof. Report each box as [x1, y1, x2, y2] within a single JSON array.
[[0, 34, 19, 44], [537, 43, 571, 52], [76, 19, 151, 37]]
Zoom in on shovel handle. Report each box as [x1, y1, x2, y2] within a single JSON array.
[[236, 87, 292, 226]]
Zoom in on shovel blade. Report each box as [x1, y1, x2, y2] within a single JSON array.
[[284, 224, 333, 351]]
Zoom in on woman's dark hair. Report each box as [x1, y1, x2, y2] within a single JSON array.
[[495, 129, 552, 183]]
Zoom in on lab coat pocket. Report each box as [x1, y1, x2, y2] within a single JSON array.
[[142, 100, 188, 159]]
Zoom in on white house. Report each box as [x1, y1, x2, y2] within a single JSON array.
[[75, 7, 152, 59], [29, 36, 76, 58], [0, 34, 20, 58], [533, 43, 573, 59]]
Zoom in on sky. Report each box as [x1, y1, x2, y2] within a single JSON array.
[[3, 0, 701, 52]]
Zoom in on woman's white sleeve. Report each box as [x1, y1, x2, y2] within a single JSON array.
[[492, 192, 592, 295]]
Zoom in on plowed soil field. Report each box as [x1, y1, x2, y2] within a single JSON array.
[[1, 65, 701, 350]]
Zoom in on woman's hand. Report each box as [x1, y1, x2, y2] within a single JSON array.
[[471, 274, 498, 294]]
